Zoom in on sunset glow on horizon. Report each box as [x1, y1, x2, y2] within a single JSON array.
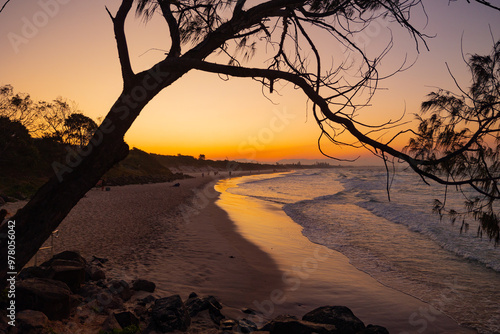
[[1, 0, 499, 164]]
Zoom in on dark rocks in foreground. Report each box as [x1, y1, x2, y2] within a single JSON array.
[[0, 250, 390, 334]]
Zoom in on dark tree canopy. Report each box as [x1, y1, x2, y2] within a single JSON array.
[[0, 85, 86, 141], [1, 0, 499, 284], [405, 41, 500, 243], [62, 113, 98, 147]]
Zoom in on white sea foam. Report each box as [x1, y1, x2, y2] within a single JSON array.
[[233, 167, 500, 334]]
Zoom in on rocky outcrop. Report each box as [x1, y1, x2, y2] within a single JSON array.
[[132, 278, 156, 293], [17, 278, 74, 320], [15, 310, 49, 334], [302, 305, 365, 334], [20, 250, 87, 292], [3, 251, 391, 334], [152, 295, 191, 332], [261, 315, 338, 334]]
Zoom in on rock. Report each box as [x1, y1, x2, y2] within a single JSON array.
[[358, 324, 390, 334], [114, 311, 140, 329], [185, 295, 208, 317], [86, 265, 106, 281], [42, 250, 87, 267], [18, 266, 53, 280], [90, 255, 109, 265], [78, 282, 105, 300], [108, 279, 133, 301], [102, 313, 122, 333], [185, 294, 222, 318], [94, 291, 124, 312], [50, 259, 86, 292], [132, 279, 156, 292], [237, 318, 258, 333], [134, 305, 148, 319], [18, 259, 86, 293], [188, 292, 198, 299], [302, 306, 365, 334], [16, 310, 49, 333], [17, 278, 73, 320], [208, 302, 224, 325], [152, 295, 191, 332], [137, 294, 156, 306], [243, 307, 258, 315], [206, 295, 222, 310], [220, 319, 238, 331], [262, 315, 337, 334]]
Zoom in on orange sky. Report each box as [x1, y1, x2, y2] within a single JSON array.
[[1, 1, 499, 164]]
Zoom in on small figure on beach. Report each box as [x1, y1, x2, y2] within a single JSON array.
[[100, 178, 107, 191], [202, 173, 205, 177]]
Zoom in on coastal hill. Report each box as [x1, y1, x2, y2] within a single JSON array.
[[0, 146, 333, 201]]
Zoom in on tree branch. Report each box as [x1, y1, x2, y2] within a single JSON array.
[[158, 0, 181, 57], [169, 58, 500, 189], [106, 0, 135, 87], [0, 0, 11, 14], [472, 0, 500, 11]]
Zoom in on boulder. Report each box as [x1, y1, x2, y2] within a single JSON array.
[[102, 313, 122, 333], [108, 279, 133, 301], [86, 265, 106, 281], [134, 305, 148, 319], [50, 259, 86, 292], [78, 282, 105, 300], [220, 319, 238, 331], [137, 294, 156, 306], [94, 291, 124, 312], [42, 250, 87, 267], [185, 294, 222, 318], [17, 278, 73, 320], [208, 302, 224, 325], [237, 318, 258, 333], [132, 279, 156, 292], [152, 295, 191, 332], [18, 266, 53, 280], [16, 310, 49, 334], [243, 307, 258, 315], [302, 306, 365, 334], [262, 315, 337, 334], [114, 311, 140, 329]]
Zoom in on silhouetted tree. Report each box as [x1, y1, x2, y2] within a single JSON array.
[[38, 97, 77, 141], [405, 41, 500, 243], [0, 116, 38, 168], [0, 85, 82, 139], [0, 84, 38, 134], [61, 113, 98, 147], [1, 0, 499, 284]]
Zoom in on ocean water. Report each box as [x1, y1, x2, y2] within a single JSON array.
[[227, 167, 500, 334]]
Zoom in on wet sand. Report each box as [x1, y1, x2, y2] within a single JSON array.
[[214, 174, 476, 334], [2, 171, 476, 333]]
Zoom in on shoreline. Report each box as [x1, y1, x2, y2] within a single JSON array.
[[2, 170, 477, 332], [214, 173, 477, 334], [2, 170, 285, 313]]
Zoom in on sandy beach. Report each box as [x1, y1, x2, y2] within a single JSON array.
[[3, 171, 476, 333], [3, 171, 283, 314]]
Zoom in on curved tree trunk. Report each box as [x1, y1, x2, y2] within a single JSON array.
[[0, 67, 185, 285]]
